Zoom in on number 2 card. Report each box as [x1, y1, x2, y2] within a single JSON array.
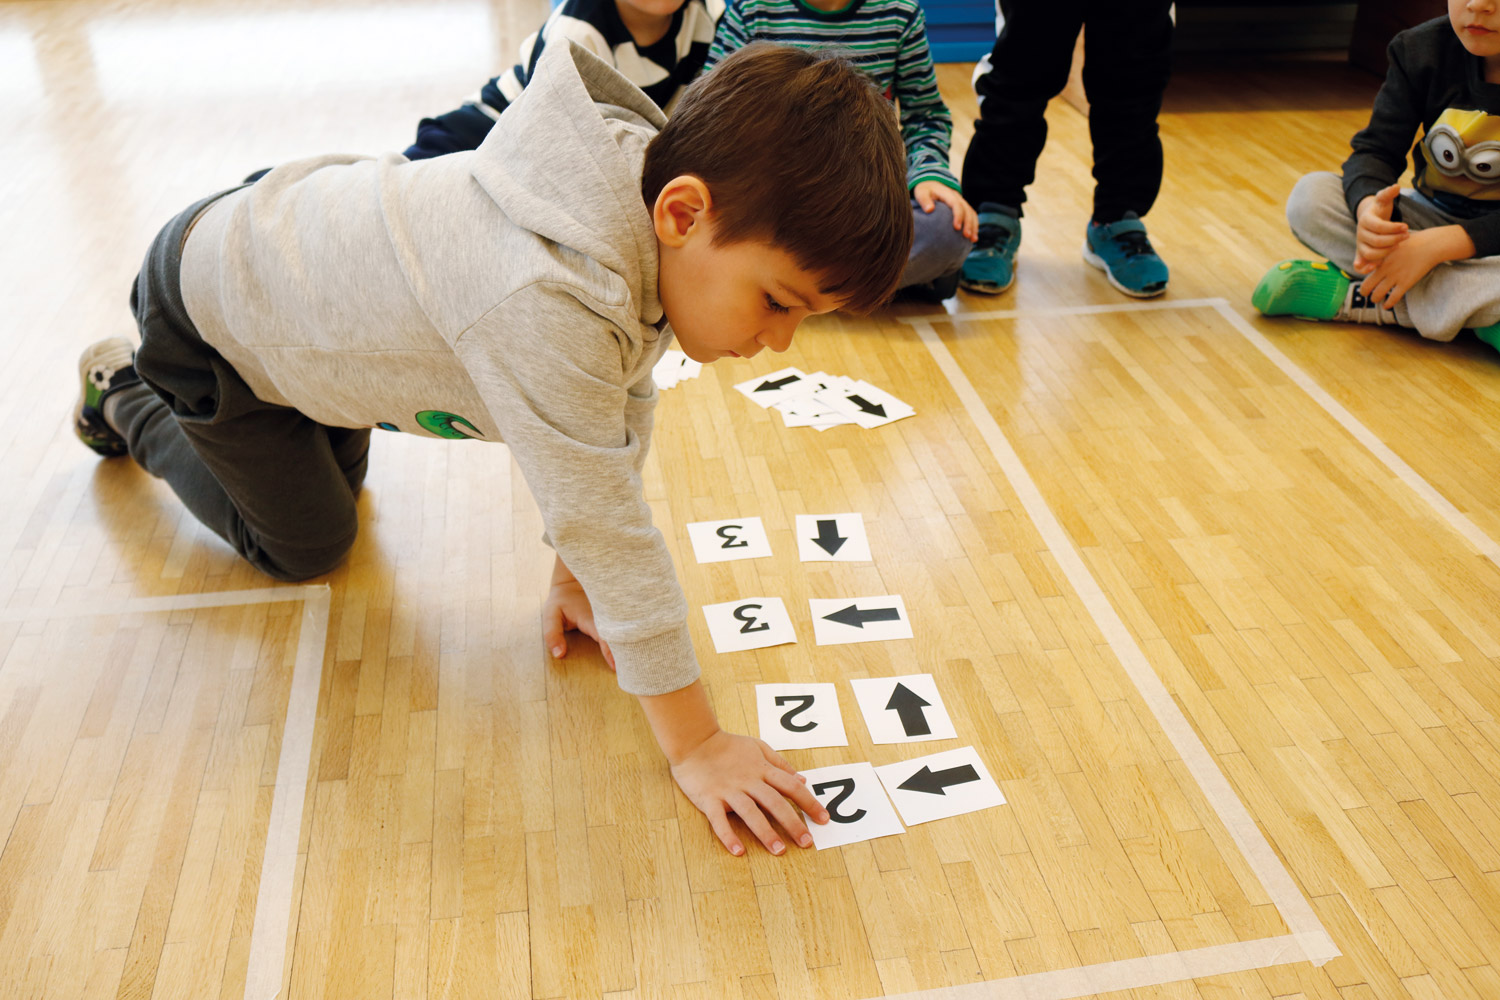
[[755, 683, 848, 750]]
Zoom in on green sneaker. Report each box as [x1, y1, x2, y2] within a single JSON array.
[[1251, 259, 1353, 320], [74, 337, 140, 457], [1476, 322, 1500, 353]]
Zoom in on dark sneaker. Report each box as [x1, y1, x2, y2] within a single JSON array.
[[958, 204, 1021, 295], [1083, 212, 1169, 298], [74, 338, 139, 457]]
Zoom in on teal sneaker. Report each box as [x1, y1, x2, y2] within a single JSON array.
[[74, 337, 139, 457], [958, 204, 1020, 295], [1083, 212, 1169, 298]]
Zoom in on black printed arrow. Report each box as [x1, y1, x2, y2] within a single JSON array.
[[754, 375, 800, 392], [846, 394, 886, 418], [822, 604, 901, 629], [811, 518, 847, 556], [897, 763, 979, 796], [885, 682, 932, 737]]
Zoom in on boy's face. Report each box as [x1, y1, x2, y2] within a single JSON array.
[[1452, 0, 1500, 59], [653, 177, 841, 364]]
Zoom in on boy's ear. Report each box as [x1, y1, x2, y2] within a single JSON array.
[[652, 175, 713, 248]]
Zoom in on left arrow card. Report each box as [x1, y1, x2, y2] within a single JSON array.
[[702, 597, 796, 653], [849, 673, 957, 744], [875, 747, 1006, 826], [734, 367, 809, 408], [755, 683, 848, 750], [794, 513, 872, 562], [809, 595, 913, 646], [687, 517, 773, 563], [798, 763, 905, 849]]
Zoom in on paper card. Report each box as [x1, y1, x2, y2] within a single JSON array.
[[815, 381, 915, 429], [735, 367, 809, 408], [795, 513, 871, 562], [799, 763, 905, 849], [686, 516, 773, 563], [875, 747, 1006, 826], [809, 595, 913, 646], [702, 597, 796, 653], [652, 349, 701, 390], [849, 674, 957, 744], [755, 683, 848, 750]]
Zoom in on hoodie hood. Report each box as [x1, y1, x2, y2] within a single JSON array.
[[470, 39, 668, 325]]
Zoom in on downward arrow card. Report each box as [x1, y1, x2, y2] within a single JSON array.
[[809, 595, 912, 646], [702, 597, 796, 653], [798, 763, 905, 849], [849, 673, 957, 744], [795, 513, 871, 562], [755, 683, 848, 750], [686, 517, 773, 563], [815, 381, 915, 429], [734, 367, 809, 408], [875, 747, 1006, 826]]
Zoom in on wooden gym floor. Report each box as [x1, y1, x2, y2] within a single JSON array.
[[3, 1, 1500, 998]]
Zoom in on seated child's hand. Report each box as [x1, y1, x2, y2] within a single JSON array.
[[1354, 183, 1408, 272], [669, 730, 829, 856], [913, 180, 979, 242], [542, 558, 615, 670]]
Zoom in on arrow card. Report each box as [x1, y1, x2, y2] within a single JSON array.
[[686, 516, 773, 563], [798, 763, 905, 849], [755, 683, 848, 750], [702, 598, 796, 654], [809, 595, 912, 646], [875, 747, 1006, 826], [849, 673, 957, 744], [734, 367, 809, 408], [795, 513, 872, 562], [814, 381, 915, 429]]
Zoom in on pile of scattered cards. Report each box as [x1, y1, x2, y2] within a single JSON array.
[[733, 367, 914, 430], [652, 350, 702, 391]]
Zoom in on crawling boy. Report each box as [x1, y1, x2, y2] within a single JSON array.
[[72, 41, 913, 855]]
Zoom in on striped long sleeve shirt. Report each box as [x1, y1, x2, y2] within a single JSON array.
[[702, 0, 958, 191]]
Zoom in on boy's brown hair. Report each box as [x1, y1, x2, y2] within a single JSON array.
[[642, 42, 913, 314]]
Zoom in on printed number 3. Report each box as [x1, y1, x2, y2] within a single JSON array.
[[733, 604, 771, 634], [716, 525, 749, 548]]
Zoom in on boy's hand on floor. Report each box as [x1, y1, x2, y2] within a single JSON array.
[[669, 730, 829, 857], [1354, 184, 1407, 272], [542, 561, 615, 670], [914, 181, 979, 242]]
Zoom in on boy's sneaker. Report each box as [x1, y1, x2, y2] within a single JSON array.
[[958, 204, 1020, 295], [74, 337, 140, 457], [1474, 321, 1500, 353], [1083, 212, 1169, 298], [1251, 259, 1401, 326]]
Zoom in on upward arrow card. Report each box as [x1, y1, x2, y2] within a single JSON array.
[[849, 673, 957, 743], [875, 747, 1006, 826], [795, 513, 871, 562], [809, 595, 912, 646]]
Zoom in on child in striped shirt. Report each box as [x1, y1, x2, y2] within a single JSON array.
[[705, 0, 977, 300]]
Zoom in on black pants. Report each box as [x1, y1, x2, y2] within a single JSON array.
[[961, 0, 1174, 222], [111, 190, 371, 581]]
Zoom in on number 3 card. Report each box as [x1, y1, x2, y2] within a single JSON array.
[[687, 517, 773, 563], [702, 597, 797, 654], [755, 683, 848, 750]]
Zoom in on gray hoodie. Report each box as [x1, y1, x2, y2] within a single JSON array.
[[178, 40, 697, 696]]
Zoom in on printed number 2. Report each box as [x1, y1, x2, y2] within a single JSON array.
[[811, 779, 867, 824], [716, 525, 749, 548], [733, 604, 771, 634], [774, 694, 817, 732]]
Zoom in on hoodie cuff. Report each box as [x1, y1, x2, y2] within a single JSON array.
[[609, 623, 701, 696]]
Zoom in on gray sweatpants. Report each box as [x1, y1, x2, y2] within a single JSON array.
[[900, 198, 973, 287], [1287, 170, 1500, 342], [110, 190, 371, 581]]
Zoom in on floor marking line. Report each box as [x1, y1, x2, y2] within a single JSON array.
[[1210, 298, 1500, 568], [0, 584, 325, 620], [898, 297, 1225, 325], [882, 936, 1309, 1000], [910, 317, 1340, 990]]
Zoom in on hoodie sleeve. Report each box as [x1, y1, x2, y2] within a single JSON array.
[[1341, 32, 1423, 223], [893, 6, 958, 192], [455, 283, 698, 696]]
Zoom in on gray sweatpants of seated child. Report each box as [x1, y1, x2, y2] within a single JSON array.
[[107, 189, 371, 581], [900, 198, 974, 287], [1287, 170, 1500, 341]]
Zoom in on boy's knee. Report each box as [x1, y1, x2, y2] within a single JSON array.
[[911, 202, 973, 275], [246, 524, 358, 582], [1286, 171, 1346, 233]]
